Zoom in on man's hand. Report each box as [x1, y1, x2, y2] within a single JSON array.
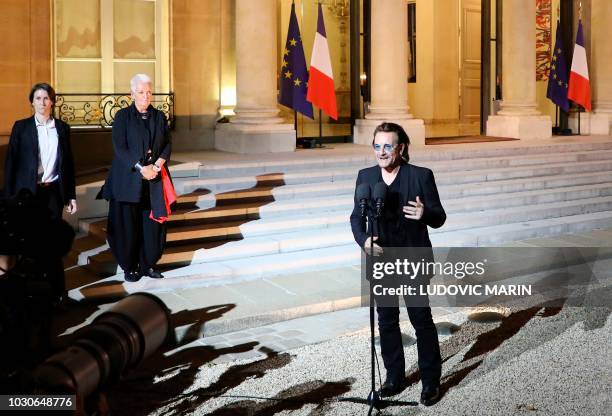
[[403, 195, 424, 220], [363, 236, 384, 256], [66, 199, 78, 215], [140, 165, 158, 180]]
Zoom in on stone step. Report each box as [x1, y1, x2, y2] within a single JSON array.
[[84, 195, 612, 275], [70, 211, 612, 299], [73, 156, 612, 228], [431, 210, 612, 246], [194, 195, 352, 221], [194, 180, 612, 223], [193, 141, 612, 178], [70, 244, 362, 300], [444, 182, 612, 212], [440, 170, 612, 199], [436, 159, 612, 186], [86, 211, 351, 250], [67, 140, 612, 301], [72, 157, 611, 229], [80, 180, 612, 263], [190, 150, 612, 185], [175, 158, 612, 198], [173, 174, 610, 221], [158, 178, 612, 230], [68, 141, 612, 229], [425, 148, 612, 171], [85, 226, 356, 275], [67, 234, 107, 266], [445, 195, 612, 232], [174, 149, 612, 193], [165, 172, 612, 229]]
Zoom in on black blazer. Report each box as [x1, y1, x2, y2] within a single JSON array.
[[102, 104, 171, 203], [4, 116, 76, 203], [350, 164, 446, 248]]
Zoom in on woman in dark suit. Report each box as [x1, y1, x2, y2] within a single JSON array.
[[4, 83, 77, 219], [3, 82, 77, 300], [101, 74, 172, 282]]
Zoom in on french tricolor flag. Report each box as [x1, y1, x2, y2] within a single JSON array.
[[568, 20, 591, 111], [307, 3, 338, 120]]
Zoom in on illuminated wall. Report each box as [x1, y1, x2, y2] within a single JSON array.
[[0, 0, 52, 137]]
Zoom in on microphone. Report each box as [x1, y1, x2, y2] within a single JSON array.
[[372, 182, 387, 218], [356, 183, 370, 218]]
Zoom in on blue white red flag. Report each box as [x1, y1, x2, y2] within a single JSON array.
[[568, 20, 591, 111], [306, 3, 337, 120]]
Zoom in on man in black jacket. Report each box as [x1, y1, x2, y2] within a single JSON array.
[[350, 122, 446, 406], [101, 74, 172, 282], [4, 83, 77, 219]]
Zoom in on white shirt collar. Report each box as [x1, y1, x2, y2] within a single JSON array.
[[34, 115, 56, 128]]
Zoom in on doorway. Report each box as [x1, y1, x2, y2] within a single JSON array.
[[459, 0, 482, 123], [423, 0, 482, 140]]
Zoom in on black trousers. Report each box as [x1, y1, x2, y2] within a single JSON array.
[[376, 300, 442, 388], [107, 184, 166, 273], [36, 181, 66, 297], [36, 181, 64, 220]]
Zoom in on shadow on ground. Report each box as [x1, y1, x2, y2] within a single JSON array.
[[403, 286, 612, 403], [67, 173, 287, 294]]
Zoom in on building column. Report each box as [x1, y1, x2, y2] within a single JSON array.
[[354, 0, 425, 146], [487, 0, 551, 139], [589, 0, 612, 135], [214, 0, 294, 153]]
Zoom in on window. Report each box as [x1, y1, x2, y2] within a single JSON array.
[[54, 0, 169, 93]]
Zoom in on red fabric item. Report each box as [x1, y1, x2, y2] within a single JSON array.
[[149, 167, 177, 223], [307, 67, 338, 120], [568, 72, 592, 112]]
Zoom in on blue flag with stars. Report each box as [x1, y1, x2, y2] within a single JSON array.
[[279, 3, 313, 119], [546, 20, 570, 112]]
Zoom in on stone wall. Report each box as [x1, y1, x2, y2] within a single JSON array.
[[0, 0, 52, 136]]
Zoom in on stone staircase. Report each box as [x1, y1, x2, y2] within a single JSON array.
[[67, 140, 612, 296]]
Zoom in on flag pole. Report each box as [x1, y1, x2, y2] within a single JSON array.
[[578, 2, 582, 136], [318, 109, 322, 138], [555, 2, 559, 134], [294, 110, 298, 146]]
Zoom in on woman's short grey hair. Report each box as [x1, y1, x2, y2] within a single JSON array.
[[130, 74, 152, 92]]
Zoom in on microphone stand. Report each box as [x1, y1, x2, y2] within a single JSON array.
[[366, 204, 381, 415]]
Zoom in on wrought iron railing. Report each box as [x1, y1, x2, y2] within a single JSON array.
[[55, 93, 175, 129]]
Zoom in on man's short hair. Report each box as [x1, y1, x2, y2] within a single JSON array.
[[29, 83, 56, 104]]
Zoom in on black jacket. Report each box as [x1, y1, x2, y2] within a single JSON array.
[[102, 104, 171, 203], [350, 164, 446, 248], [4, 116, 76, 203]]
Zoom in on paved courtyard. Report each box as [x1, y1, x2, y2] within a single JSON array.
[[79, 231, 612, 415]]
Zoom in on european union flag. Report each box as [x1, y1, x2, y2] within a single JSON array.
[[279, 3, 313, 119], [546, 20, 570, 112]]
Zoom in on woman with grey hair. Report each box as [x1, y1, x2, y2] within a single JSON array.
[[101, 74, 173, 282]]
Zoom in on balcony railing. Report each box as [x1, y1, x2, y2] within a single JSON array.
[[55, 93, 175, 129]]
